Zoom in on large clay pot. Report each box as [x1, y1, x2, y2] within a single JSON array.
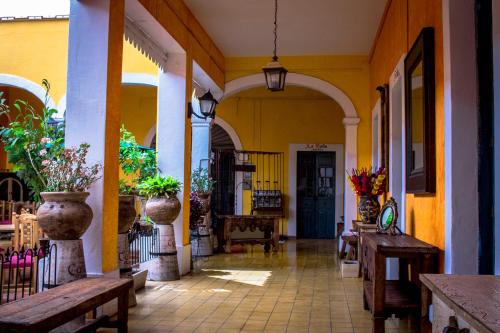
[[358, 195, 380, 224], [197, 192, 211, 214], [37, 192, 93, 240], [118, 195, 136, 233], [145, 196, 181, 225]]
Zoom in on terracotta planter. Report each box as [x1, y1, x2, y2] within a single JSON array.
[[118, 195, 136, 234], [145, 196, 181, 225], [37, 192, 93, 240], [197, 192, 211, 214], [358, 195, 380, 224]]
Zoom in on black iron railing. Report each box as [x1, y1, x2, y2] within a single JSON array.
[[128, 224, 159, 266], [0, 243, 57, 304]]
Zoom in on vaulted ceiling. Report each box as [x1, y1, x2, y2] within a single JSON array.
[[184, 0, 387, 57]]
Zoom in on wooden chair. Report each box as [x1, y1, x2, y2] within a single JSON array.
[[12, 210, 41, 251]]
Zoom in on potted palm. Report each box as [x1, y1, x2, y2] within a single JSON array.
[[191, 167, 215, 214]]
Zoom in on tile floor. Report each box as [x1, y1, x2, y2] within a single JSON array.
[[106, 239, 418, 333]]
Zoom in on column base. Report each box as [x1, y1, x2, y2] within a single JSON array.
[[118, 233, 132, 273], [149, 224, 180, 281], [46, 239, 86, 287]]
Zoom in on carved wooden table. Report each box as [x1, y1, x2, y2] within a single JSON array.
[[420, 274, 500, 333], [361, 233, 438, 333], [220, 215, 279, 253]]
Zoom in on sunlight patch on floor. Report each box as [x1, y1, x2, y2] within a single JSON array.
[[202, 269, 272, 287]]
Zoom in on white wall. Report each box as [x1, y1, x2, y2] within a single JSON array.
[[493, 0, 500, 275]]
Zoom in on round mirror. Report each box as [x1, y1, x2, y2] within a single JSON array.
[[377, 197, 399, 234]]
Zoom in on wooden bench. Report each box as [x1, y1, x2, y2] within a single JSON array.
[[0, 277, 133, 333]]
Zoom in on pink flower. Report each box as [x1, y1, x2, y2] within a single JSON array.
[[39, 149, 47, 156], [41, 160, 50, 166], [40, 137, 51, 144]]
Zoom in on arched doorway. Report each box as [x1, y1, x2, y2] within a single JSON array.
[[222, 73, 360, 233]]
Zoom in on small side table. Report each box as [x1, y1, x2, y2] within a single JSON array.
[[361, 233, 438, 333]]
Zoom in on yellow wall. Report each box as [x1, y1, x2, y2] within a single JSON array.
[[121, 85, 157, 145], [217, 86, 345, 229], [225, 56, 372, 169], [369, 0, 445, 268]]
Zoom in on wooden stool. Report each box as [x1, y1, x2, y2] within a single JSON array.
[[339, 234, 358, 260]]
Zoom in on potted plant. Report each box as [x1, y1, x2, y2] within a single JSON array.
[[118, 179, 136, 234], [191, 167, 215, 214], [347, 167, 386, 224], [0, 80, 65, 202], [36, 143, 102, 239], [137, 175, 182, 225], [119, 125, 157, 224]]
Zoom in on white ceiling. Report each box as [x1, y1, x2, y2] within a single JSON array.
[[184, 0, 387, 57]]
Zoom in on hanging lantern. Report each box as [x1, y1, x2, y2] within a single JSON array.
[[263, 56, 288, 92], [263, 0, 287, 92]]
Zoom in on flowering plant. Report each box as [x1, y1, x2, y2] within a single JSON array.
[[347, 167, 386, 197], [42, 143, 102, 192], [0, 80, 65, 201]]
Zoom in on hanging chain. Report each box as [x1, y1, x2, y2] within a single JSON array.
[[273, 0, 278, 60]]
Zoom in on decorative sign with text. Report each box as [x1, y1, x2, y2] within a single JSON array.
[[304, 144, 328, 151]]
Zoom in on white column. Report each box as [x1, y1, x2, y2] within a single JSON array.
[[65, 0, 124, 275], [343, 117, 360, 234], [157, 54, 191, 275], [191, 117, 211, 172], [443, 0, 479, 274]]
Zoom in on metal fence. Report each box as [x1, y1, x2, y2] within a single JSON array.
[[128, 224, 159, 266], [0, 243, 57, 304]]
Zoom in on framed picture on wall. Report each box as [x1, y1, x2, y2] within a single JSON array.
[[404, 27, 436, 194]]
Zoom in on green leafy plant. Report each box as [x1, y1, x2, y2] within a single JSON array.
[[0, 80, 65, 201], [119, 179, 135, 195], [137, 175, 181, 199], [119, 125, 157, 184], [191, 167, 215, 195]]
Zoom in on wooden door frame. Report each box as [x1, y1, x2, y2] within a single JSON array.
[[288, 144, 344, 237]]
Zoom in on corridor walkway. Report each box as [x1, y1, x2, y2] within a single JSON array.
[[124, 240, 417, 333]]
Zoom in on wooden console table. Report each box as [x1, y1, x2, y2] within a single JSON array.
[[420, 274, 500, 333], [220, 215, 279, 253], [361, 233, 438, 333]]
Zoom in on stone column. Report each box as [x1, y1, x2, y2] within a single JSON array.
[[191, 116, 211, 171], [343, 117, 360, 235], [156, 54, 193, 275], [65, 0, 124, 276]]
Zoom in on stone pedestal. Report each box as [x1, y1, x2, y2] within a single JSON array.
[[118, 233, 131, 274], [118, 233, 137, 307], [149, 224, 179, 281], [45, 240, 86, 287]]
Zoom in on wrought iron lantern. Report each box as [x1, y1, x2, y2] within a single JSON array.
[[189, 90, 218, 120], [262, 0, 287, 91]]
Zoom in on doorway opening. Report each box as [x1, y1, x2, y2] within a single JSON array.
[[297, 151, 336, 239]]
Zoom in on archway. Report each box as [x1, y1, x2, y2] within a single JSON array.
[[222, 72, 360, 232], [0, 74, 56, 109]]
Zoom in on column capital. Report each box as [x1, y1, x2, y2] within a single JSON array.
[[342, 117, 360, 126]]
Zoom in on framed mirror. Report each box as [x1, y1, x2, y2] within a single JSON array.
[[377, 197, 400, 235], [405, 27, 436, 194]]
